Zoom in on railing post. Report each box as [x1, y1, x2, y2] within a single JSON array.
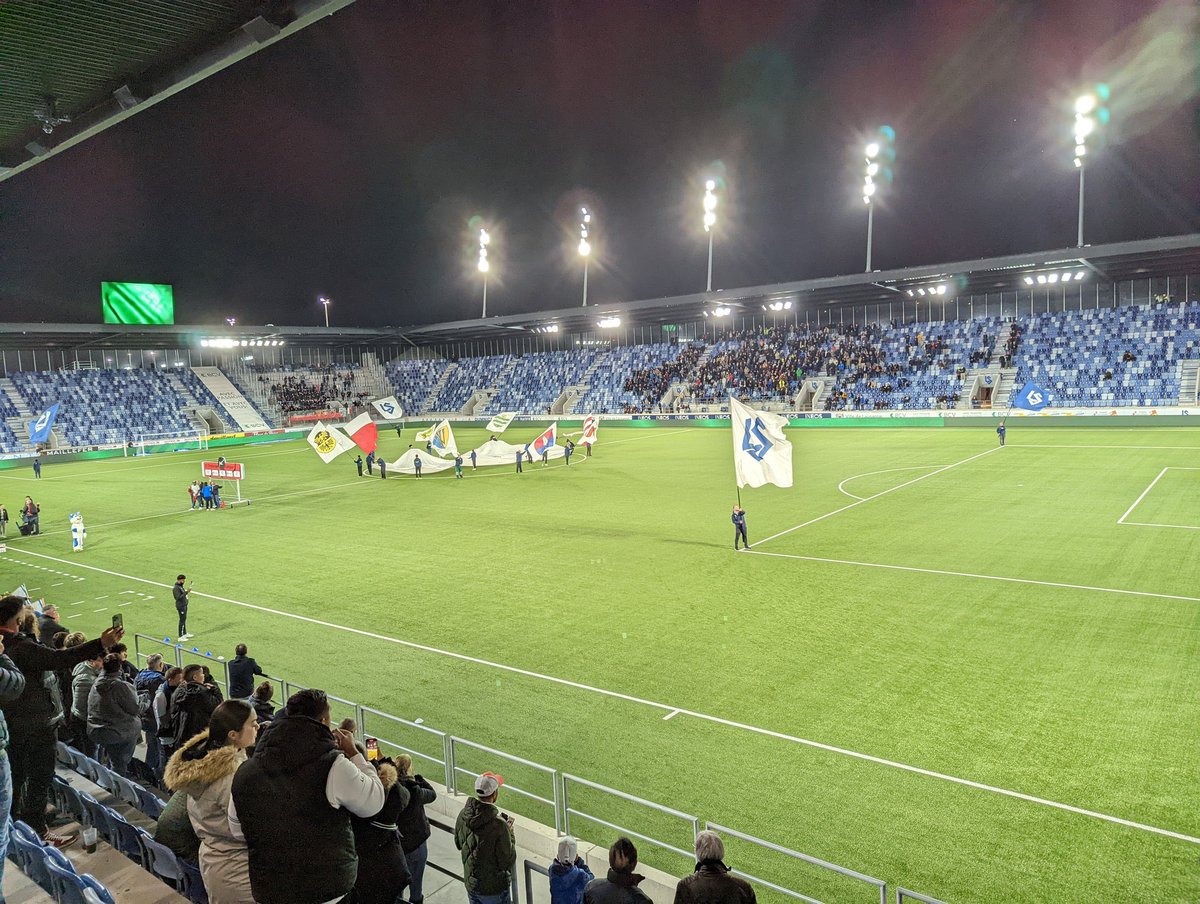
[[442, 733, 453, 792], [561, 774, 571, 837], [448, 737, 458, 795], [552, 769, 561, 836]]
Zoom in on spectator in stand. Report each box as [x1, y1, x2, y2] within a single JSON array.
[[36, 606, 61, 646], [229, 688, 385, 904], [86, 653, 141, 775], [228, 643, 266, 700], [338, 717, 369, 760], [250, 681, 276, 723], [110, 642, 138, 682], [455, 771, 516, 904], [0, 594, 117, 846], [164, 700, 258, 904], [550, 836, 594, 904], [135, 654, 167, 777], [396, 753, 437, 904], [70, 651, 104, 754], [673, 831, 756, 904], [0, 637, 26, 893], [168, 663, 224, 750], [154, 666, 185, 769], [350, 756, 412, 904], [584, 837, 652, 904]]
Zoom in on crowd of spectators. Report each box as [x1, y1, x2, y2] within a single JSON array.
[[265, 371, 370, 414], [621, 343, 705, 410]]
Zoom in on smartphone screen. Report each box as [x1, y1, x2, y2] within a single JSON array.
[[365, 737, 379, 761], [111, 614, 123, 631]]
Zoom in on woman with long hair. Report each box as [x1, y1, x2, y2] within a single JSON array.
[[164, 700, 258, 904]]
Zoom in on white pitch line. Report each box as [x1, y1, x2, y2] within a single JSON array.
[[836, 465, 942, 501], [6, 544, 1197, 847], [1122, 521, 1200, 531], [1014, 443, 1200, 451], [757, 446, 1001, 547], [663, 709, 681, 721], [1117, 468, 1168, 524], [51, 582, 63, 587], [742, 548, 1200, 607], [93, 608, 107, 613], [66, 615, 81, 620]]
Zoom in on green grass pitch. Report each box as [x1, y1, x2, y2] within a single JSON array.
[[1, 424, 1197, 903]]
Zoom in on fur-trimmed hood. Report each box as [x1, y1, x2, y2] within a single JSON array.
[[163, 730, 247, 794], [377, 761, 397, 792]]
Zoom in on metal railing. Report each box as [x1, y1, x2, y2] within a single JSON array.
[[360, 706, 451, 790], [707, 822, 886, 904], [449, 737, 561, 834], [563, 773, 699, 864], [523, 859, 550, 904], [896, 889, 947, 904]]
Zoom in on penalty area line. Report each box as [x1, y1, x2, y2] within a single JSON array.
[[6, 545, 1198, 847]]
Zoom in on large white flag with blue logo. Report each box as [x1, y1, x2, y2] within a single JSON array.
[[729, 397, 792, 489]]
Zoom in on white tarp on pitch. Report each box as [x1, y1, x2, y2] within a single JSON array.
[[387, 438, 568, 475]]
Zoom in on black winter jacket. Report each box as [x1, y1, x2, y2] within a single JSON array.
[[0, 629, 105, 733], [396, 772, 437, 852], [168, 681, 223, 748], [584, 870, 654, 904]]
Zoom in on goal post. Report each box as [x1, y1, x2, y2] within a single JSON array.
[[130, 429, 209, 456]]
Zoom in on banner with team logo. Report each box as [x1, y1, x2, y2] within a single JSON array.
[[306, 422, 356, 463], [485, 412, 517, 434], [729, 397, 792, 488]]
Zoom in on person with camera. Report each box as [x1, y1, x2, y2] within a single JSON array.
[[396, 754, 437, 904], [455, 772, 516, 904], [350, 755, 411, 904], [173, 575, 194, 642], [229, 688, 385, 904], [0, 594, 120, 846], [86, 653, 141, 775]]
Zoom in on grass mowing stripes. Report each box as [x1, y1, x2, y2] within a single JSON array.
[[1, 425, 1197, 902]]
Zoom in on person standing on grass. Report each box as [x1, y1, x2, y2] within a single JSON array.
[[997, 419, 1006, 447], [355, 455, 364, 477], [21, 496, 39, 535], [413, 454, 422, 479], [174, 574, 193, 641], [0, 503, 7, 538], [455, 455, 464, 479], [470, 449, 478, 470], [32, 457, 40, 479], [380, 457, 388, 479], [515, 449, 523, 474], [564, 440, 574, 467], [366, 450, 375, 476], [732, 506, 749, 551]]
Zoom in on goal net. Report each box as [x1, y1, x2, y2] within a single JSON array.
[[131, 429, 209, 456]]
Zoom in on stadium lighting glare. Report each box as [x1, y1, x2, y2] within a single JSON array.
[[906, 289, 914, 296], [226, 317, 236, 327], [1036, 274, 1047, 284], [1023, 276, 1034, 286], [1075, 271, 1086, 280], [702, 177, 719, 291], [861, 126, 895, 271], [1073, 84, 1110, 246], [319, 295, 331, 327], [938, 285, 948, 295], [1048, 273, 1059, 283], [579, 207, 592, 307], [712, 305, 732, 316], [597, 316, 621, 328], [917, 288, 925, 296], [477, 227, 491, 317]]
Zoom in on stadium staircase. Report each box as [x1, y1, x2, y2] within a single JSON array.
[[1178, 360, 1200, 405], [562, 351, 614, 414], [463, 357, 518, 415], [163, 371, 226, 435], [0, 377, 31, 452], [357, 352, 394, 401], [421, 363, 456, 413], [794, 376, 837, 411]]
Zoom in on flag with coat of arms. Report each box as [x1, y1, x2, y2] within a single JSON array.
[[530, 422, 557, 456], [430, 420, 458, 457], [729, 397, 793, 488]]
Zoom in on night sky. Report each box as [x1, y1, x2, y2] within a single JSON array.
[[1, 0, 1196, 328]]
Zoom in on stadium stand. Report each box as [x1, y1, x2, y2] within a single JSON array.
[[428, 354, 513, 412], [484, 348, 604, 415], [385, 358, 452, 416], [9, 369, 197, 447], [572, 342, 687, 413]]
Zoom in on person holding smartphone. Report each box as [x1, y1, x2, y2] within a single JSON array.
[[173, 575, 194, 641]]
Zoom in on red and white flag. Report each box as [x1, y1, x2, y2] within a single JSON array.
[[343, 412, 378, 454], [581, 415, 599, 445], [530, 422, 557, 456]]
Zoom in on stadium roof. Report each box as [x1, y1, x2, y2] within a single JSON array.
[[0, 233, 1197, 352], [0, 0, 356, 181]]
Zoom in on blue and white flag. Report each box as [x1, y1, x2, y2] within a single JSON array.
[[1012, 382, 1051, 411], [729, 397, 793, 488], [371, 396, 403, 420], [27, 403, 60, 444]]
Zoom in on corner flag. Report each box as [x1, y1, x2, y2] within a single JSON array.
[[1012, 382, 1051, 411], [729, 397, 792, 488], [27, 403, 60, 444]]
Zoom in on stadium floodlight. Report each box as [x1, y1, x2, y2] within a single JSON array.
[[597, 316, 621, 328], [1036, 274, 1047, 284], [862, 126, 896, 272], [478, 227, 491, 317], [226, 317, 236, 327], [702, 178, 718, 292], [578, 207, 592, 307], [319, 295, 331, 327], [1073, 84, 1110, 247], [1023, 276, 1034, 286]]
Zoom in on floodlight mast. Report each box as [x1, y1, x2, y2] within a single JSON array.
[[1073, 85, 1109, 247], [319, 296, 331, 327], [702, 179, 718, 292], [478, 228, 491, 317], [863, 141, 880, 272], [579, 207, 592, 307]]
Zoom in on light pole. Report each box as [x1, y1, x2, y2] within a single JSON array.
[[318, 296, 330, 327], [478, 228, 490, 318], [862, 126, 895, 272], [578, 207, 592, 307], [703, 179, 718, 291], [1073, 85, 1109, 247]]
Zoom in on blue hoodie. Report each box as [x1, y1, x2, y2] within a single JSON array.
[[549, 859, 594, 904]]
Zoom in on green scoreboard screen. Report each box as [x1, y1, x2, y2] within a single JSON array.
[[101, 282, 175, 325]]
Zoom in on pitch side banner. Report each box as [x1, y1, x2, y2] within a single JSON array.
[[202, 461, 245, 480]]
